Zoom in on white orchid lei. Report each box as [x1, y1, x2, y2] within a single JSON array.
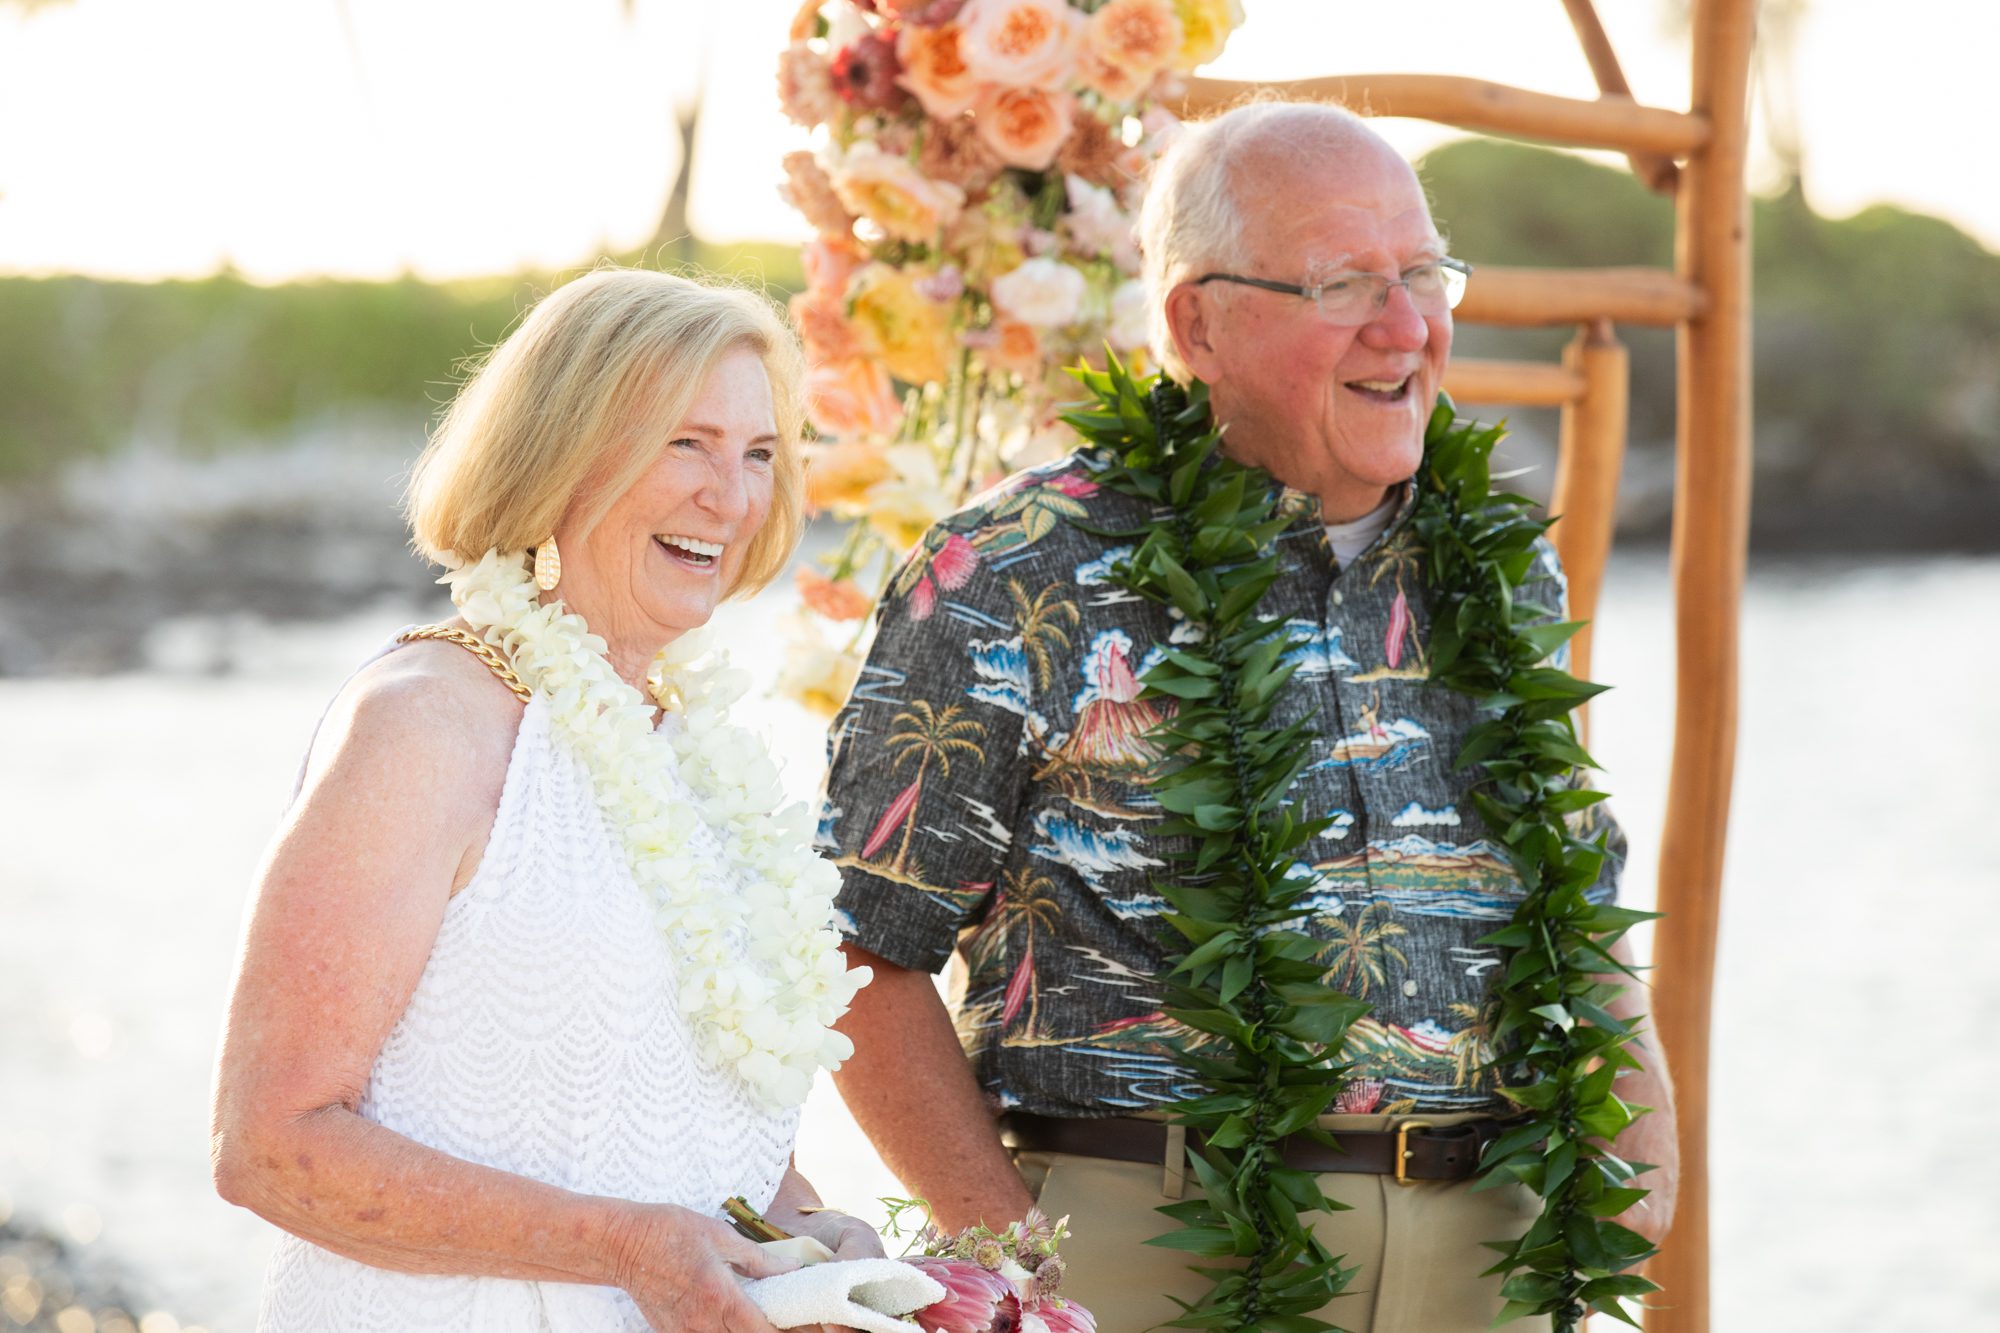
[[444, 549, 872, 1111]]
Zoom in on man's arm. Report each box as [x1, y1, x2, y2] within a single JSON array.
[[1605, 935, 1678, 1246], [832, 945, 1036, 1233]]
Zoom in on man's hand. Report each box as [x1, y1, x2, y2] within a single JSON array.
[[1604, 938, 1679, 1247]]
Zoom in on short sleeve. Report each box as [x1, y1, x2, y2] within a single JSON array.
[[816, 526, 1032, 974]]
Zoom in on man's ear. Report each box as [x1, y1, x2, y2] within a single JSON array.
[[1164, 282, 1225, 382]]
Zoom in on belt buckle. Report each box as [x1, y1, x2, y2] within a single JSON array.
[[1393, 1118, 1436, 1186]]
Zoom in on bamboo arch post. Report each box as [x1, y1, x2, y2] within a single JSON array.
[[1548, 319, 1629, 742], [1648, 2, 1756, 1330]]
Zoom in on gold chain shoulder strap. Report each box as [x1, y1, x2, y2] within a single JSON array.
[[396, 624, 534, 703]]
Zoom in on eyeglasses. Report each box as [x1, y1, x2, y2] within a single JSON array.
[[1193, 257, 1472, 326]]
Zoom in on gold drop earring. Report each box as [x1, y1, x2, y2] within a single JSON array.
[[533, 538, 562, 592]]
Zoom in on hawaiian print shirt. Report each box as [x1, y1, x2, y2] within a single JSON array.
[[818, 446, 1625, 1119]]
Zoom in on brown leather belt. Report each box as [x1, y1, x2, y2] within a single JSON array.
[[999, 1111, 1514, 1183]]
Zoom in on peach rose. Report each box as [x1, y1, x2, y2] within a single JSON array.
[[805, 361, 903, 445], [1078, 46, 1147, 103], [830, 143, 966, 244], [1088, 0, 1182, 79], [896, 22, 982, 119], [1170, 0, 1242, 72], [795, 566, 876, 622], [847, 263, 957, 385], [958, 0, 1083, 91], [780, 151, 855, 238], [982, 319, 1044, 374], [974, 85, 1075, 171]]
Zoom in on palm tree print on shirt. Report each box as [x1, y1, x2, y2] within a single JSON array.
[[860, 701, 988, 877], [1009, 578, 1080, 691], [1314, 900, 1410, 998], [965, 866, 1063, 1038]]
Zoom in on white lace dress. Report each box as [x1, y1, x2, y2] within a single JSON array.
[[256, 675, 799, 1332]]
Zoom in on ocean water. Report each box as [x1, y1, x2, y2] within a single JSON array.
[[1, 554, 1995, 1331]]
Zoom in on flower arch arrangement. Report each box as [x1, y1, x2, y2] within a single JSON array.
[[772, 0, 1246, 710]]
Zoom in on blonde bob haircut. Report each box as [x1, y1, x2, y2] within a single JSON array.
[[407, 266, 807, 598]]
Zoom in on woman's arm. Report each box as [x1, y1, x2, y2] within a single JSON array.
[[210, 651, 787, 1323]]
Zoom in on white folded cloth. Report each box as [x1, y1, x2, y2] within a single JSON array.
[[741, 1258, 946, 1333]]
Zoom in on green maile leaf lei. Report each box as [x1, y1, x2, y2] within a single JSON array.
[[1058, 355, 1660, 1333]]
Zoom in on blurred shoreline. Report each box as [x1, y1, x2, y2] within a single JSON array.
[[4, 428, 1994, 679]]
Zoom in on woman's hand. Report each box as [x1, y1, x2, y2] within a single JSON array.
[[610, 1204, 796, 1332], [792, 1209, 888, 1262]]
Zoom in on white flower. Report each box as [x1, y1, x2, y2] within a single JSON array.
[[445, 549, 868, 1111], [991, 256, 1087, 327], [1110, 278, 1151, 350]]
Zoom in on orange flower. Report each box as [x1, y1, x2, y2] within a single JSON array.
[[897, 22, 983, 119], [804, 436, 897, 515], [796, 566, 876, 622], [848, 263, 957, 386], [805, 363, 903, 446], [985, 319, 1044, 374], [789, 289, 862, 365], [801, 234, 865, 298], [1088, 0, 1182, 79], [974, 85, 1075, 171]]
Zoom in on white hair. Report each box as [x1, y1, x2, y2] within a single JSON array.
[[1138, 101, 1382, 382]]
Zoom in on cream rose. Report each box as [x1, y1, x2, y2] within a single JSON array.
[[991, 256, 1087, 328], [830, 142, 965, 244], [958, 0, 1083, 91]]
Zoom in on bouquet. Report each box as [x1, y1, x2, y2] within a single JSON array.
[[727, 1197, 1096, 1333], [771, 0, 1245, 714], [893, 1203, 1095, 1333]]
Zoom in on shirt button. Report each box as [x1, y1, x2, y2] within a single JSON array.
[[1402, 979, 1419, 997], [1331, 590, 1345, 606]]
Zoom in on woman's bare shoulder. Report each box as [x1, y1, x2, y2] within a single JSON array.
[[304, 633, 527, 803]]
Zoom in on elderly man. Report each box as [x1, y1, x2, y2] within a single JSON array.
[[819, 102, 1677, 1331]]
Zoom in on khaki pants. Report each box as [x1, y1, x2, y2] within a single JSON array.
[[1014, 1113, 1551, 1333]]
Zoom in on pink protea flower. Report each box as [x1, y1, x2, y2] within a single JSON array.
[[831, 31, 911, 112], [907, 1256, 1023, 1333], [1021, 1299, 1097, 1333]]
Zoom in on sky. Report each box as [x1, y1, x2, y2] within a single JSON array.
[[0, 0, 1991, 283]]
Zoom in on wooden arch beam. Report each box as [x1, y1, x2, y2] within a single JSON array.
[[1179, 74, 1711, 158]]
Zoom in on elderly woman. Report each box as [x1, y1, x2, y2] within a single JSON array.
[[212, 268, 879, 1332]]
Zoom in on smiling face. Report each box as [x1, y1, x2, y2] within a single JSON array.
[[1166, 136, 1452, 520], [550, 345, 778, 674]]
